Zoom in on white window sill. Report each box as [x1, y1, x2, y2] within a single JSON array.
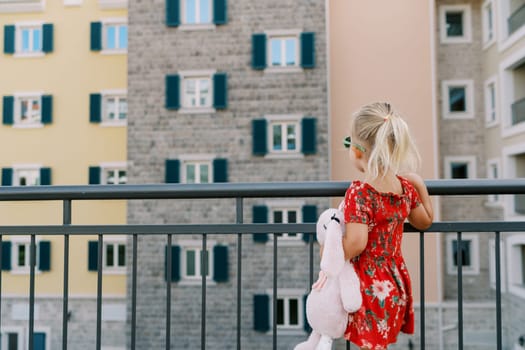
[[264, 153, 304, 160], [446, 267, 479, 275], [482, 38, 496, 51], [0, 2, 45, 13], [485, 120, 499, 128], [100, 120, 127, 127], [178, 107, 215, 115], [178, 23, 216, 31], [12, 123, 44, 129], [10, 269, 42, 275], [102, 269, 126, 275], [264, 66, 302, 74], [440, 36, 472, 44], [484, 200, 503, 208], [64, 0, 83, 6], [178, 279, 216, 287], [502, 122, 525, 138], [13, 52, 45, 58], [100, 49, 127, 55], [442, 112, 474, 120], [99, 0, 127, 10], [265, 236, 305, 247], [273, 328, 304, 336], [498, 25, 525, 53]]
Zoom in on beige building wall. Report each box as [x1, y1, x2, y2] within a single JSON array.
[[328, 0, 439, 303], [0, 1, 127, 296]]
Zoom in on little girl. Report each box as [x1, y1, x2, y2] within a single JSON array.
[[341, 102, 433, 349]]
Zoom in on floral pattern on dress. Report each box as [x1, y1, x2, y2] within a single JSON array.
[[343, 176, 420, 350]]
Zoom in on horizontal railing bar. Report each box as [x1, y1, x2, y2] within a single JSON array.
[[1, 179, 525, 201], [0, 221, 524, 235]]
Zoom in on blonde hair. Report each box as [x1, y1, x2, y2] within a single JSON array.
[[350, 102, 421, 179]]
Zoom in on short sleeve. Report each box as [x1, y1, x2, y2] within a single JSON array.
[[403, 179, 422, 210], [343, 183, 370, 225]]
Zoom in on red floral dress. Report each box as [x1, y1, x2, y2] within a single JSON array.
[[343, 176, 420, 349]]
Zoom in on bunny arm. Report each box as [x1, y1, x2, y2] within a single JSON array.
[[338, 261, 362, 313]]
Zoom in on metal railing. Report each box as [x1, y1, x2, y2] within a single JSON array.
[[1, 179, 525, 349]]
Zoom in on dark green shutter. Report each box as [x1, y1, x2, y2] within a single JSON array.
[[213, 73, 227, 109], [1, 241, 11, 270], [90, 22, 102, 51], [3, 25, 15, 54], [303, 294, 312, 332], [300, 32, 315, 68], [213, 0, 227, 24], [3, 96, 14, 125], [90, 93, 102, 123], [33, 333, 46, 350], [41, 95, 53, 124], [213, 158, 228, 183], [165, 75, 180, 110], [302, 205, 317, 243], [42, 23, 54, 53], [89, 166, 101, 184], [301, 118, 316, 155], [252, 34, 266, 70], [213, 245, 228, 282], [166, 0, 180, 27], [165, 159, 180, 183], [252, 119, 267, 156], [253, 294, 270, 332], [88, 241, 98, 271], [38, 241, 51, 271], [164, 245, 180, 282], [252, 205, 268, 243], [40, 168, 51, 185], [2, 168, 13, 186]]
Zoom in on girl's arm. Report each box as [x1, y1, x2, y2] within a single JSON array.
[[342, 222, 368, 260], [404, 173, 433, 230]]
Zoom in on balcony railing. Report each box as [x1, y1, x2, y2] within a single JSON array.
[[509, 2, 525, 35], [1, 179, 525, 350]]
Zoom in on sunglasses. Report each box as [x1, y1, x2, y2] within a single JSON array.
[[343, 136, 366, 153]]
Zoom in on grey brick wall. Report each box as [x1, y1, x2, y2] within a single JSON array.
[[127, 0, 329, 348]]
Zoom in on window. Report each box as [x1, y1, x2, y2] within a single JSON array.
[[16, 95, 41, 126], [269, 36, 298, 67], [487, 159, 501, 204], [103, 240, 126, 272], [183, 77, 211, 108], [506, 234, 525, 298], [18, 25, 42, 54], [9, 236, 47, 274], [184, 161, 211, 183], [441, 80, 474, 119], [104, 168, 127, 185], [267, 289, 304, 331], [266, 115, 302, 156], [104, 22, 127, 51], [439, 5, 472, 43], [183, 0, 211, 24], [0, 329, 22, 350], [482, 1, 496, 48], [267, 200, 304, 242], [182, 246, 211, 281], [14, 167, 40, 186], [484, 77, 498, 126], [444, 156, 476, 179], [103, 94, 127, 123], [446, 234, 480, 275]]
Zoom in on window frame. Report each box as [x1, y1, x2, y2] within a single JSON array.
[[0, 327, 24, 350], [14, 22, 44, 57], [100, 90, 127, 126], [266, 288, 304, 333], [13, 92, 44, 128], [441, 80, 474, 119], [444, 156, 477, 179], [12, 164, 42, 186], [506, 234, 525, 298], [9, 235, 42, 275], [178, 155, 214, 184], [265, 115, 303, 158], [265, 200, 305, 245], [177, 239, 216, 285], [100, 18, 127, 54], [264, 29, 302, 74], [439, 4, 472, 44], [482, 0, 496, 49], [446, 233, 480, 275], [178, 70, 216, 114], [102, 236, 126, 274], [181, 0, 213, 28], [484, 76, 498, 127], [487, 158, 502, 205]]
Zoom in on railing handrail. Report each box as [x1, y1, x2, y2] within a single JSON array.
[[1, 178, 525, 200]]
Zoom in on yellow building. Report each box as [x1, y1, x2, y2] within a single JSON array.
[[0, 0, 127, 348]]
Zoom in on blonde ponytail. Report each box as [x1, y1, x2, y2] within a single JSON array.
[[350, 102, 421, 179]]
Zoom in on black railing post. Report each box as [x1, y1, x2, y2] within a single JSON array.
[[96, 234, 103, 350], [201, 233, 207, 350], [131, 233, 138, 350], [457, 232, 463, 350], [495, 231, 502, 350], [236, 197, 243, 350], [273, 234, 278, 350], [29, 234, 36, 350], [166, 234, 172, 350], [62, 199, 71, 350]]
